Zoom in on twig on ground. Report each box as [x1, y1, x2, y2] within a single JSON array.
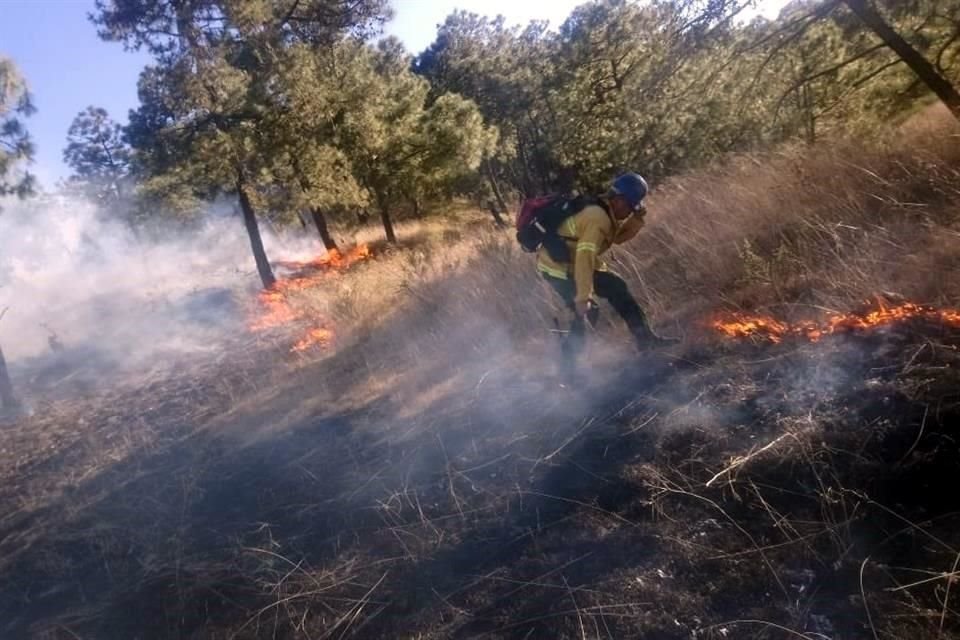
[[432, 586, 473, 617], [480, 574, 604, 596], [939, 551, 960, 637], [646, 473, 790, 601], [886, 570, 960, 593], [623, 412, 659, 436], [897, 404, 929, 466], [459, 452, 512, 475], [861, 556, 880, 640], [705, 430, 795, 487], [562, 575, 588, 640], [707, 618, 826, 639], [55, 625, 85, 640], [539, 417, 598, 464], [322, 571, 389, 640], [900, 342, 929, 374], [493, 602, 651, 633], [521, 491, 639, 529], [437, 434, 465, 518]]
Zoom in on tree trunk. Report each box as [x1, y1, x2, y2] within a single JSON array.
[[801, 84, 817, 144], [379, 203, 397, 244], [514, 125, 536, 197], [483, 158, 509, 214], [0, 344, 20, 414], [310, 208, 339, 252], [842, 0, 960, 121], [486, 200, 507, 228], [236, 173, 276, 290]]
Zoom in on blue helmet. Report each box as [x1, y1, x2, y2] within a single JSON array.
[[609, 172, 648, 210]]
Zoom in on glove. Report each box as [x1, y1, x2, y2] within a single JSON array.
[[575, 299, 600, 325]]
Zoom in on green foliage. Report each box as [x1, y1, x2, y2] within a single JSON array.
[[413, 0, 960, 199], [309, 39, 494, 229], [414, 0, 779, 195], [63, 106, 132, 205], [93, 0, 960, 240], [102, 0, 492, 242], [413, 13, 564, 195], [0, 57, 36, 203], [752, 0, 960, 139], [92, 0, 392, 57]]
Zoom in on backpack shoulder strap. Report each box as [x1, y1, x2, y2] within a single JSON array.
[[568, 194, 608, 213], [569, 195, 616, 227]]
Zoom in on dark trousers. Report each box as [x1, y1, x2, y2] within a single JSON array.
[[544, 270, 654, 365]]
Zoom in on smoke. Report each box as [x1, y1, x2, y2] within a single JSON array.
[[0, 195, 326, 393]]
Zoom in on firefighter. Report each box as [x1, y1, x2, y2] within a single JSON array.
[[537, 172, 676, 365]]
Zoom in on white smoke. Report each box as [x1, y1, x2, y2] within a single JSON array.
[[0, 194, 327, 390]]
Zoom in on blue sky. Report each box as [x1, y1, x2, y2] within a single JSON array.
[[1, 0, 788, 190]]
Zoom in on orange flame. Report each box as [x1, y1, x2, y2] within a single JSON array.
[[248, 244, 372, 352], [274, 244, 372, 273], [249, 289, 300, 332], [292, 327, 334, 352], [712, 301, 960, 343]]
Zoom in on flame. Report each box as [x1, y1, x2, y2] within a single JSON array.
[[292, 327, 334, 352], [712, 301, 960, 343], [249, 289, 300, 332], [274, 244, 372, 272], [248, 244, 371, 352]]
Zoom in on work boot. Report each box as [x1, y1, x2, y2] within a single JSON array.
[[635, 332, 680, 350], [649, 334, 681, 348]]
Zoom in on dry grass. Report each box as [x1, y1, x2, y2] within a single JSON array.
[[247, 105, 960, 638], [3, 108, 960, 638], [289, 107, 960, 361], [618, 104, 960, 324]]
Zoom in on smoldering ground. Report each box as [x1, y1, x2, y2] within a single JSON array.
[[1, 210, 958, 638], [1, 186, 958, 638], [0, 196, 332, 400]]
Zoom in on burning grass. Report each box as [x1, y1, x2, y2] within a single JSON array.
[[3, 108, 960, 638], [711, 300, 960, 343], [248, 244, 372, 352], [613, 105, 960, 325]]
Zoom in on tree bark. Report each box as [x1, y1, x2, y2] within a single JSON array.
[[236, 173, 276, 289], [514, 125, 537, 197], [310, 207, 339, 252], [0, 344, 20, 414], [486, 200, 507, 228], [379, 203, 397, 244], [801, 83, 817, 144], [483, 158, 508, 214], [842, 0, 960, 121]]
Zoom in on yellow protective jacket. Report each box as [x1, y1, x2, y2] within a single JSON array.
[[536, 202, 646, 304]]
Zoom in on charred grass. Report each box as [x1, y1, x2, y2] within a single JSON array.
[[2, 109, 960, 638]]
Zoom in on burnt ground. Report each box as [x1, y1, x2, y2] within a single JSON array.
[[1, 320, 959, 639]]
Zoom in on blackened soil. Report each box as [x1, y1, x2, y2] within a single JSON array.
[[2, 322, 959, 639]]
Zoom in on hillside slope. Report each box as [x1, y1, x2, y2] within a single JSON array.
[[1, 110, 959, 639]]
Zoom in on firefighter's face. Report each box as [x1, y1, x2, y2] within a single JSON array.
[[610, 195, 634, 220]]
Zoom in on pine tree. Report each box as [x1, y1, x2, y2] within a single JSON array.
[[63, 106, 132, 205], [0, 57, 36, 205]]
